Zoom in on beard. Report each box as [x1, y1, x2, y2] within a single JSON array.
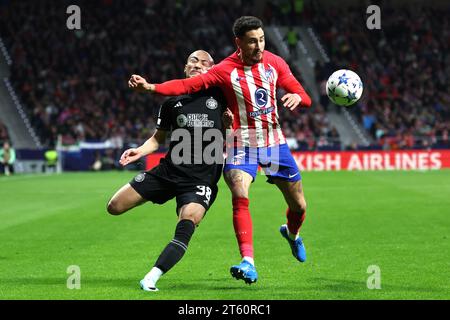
[[253, 51, 263, 62], [246, 52, 262, 65]]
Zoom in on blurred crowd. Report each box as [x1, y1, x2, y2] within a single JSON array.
[[0, 119, 10, 143], [0, 0, 229, 148], [280, 103, 340, 150], [309, 2, 450, 149], [1, 0, 448, 153], [0, 0, 337, 152]]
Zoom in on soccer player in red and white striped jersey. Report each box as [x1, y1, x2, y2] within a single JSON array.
[[129, 16, 311, 284]]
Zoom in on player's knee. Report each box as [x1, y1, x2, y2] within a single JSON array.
[[179, 205, 205, 225], [107, 199, 124, 215], [224, 172, 249, 198], [181, 215, 199, 226], [179, 212, 202, 226], [291, 198, 307, 214], [226, 179, 249, 198], [300, 200, 307, 213]]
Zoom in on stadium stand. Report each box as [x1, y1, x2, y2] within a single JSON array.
[[308, 2, 450, 150], [0, 0, 341, 152], [0, 119, 10, 143], [1, 0, 447, 153]]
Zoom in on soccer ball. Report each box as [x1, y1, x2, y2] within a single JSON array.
[[326, 69, 363, 106]]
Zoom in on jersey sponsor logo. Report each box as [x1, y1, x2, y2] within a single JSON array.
[[206, 97, 218, 110], [255, 87, 268, 108], [187, 114, 214, 128], [177, 114, 214, 128], [174, 101, 183, 108], [176, 114, 188, 127], [249, 106, 274, 118], [134, 173, 145, 183]]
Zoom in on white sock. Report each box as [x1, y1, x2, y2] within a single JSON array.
[[242, 256, 255, 266], [287, 229, 299, 241], [144, 267, 163, 286]]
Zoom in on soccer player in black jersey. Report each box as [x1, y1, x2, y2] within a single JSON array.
[[107, 50, 231, 291]]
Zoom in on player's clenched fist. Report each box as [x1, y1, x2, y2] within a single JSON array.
[[128, 74, 155, 92], [119, 148, 142, 166]]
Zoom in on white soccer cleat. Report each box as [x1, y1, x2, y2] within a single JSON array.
[[139, 279, 159, 292]]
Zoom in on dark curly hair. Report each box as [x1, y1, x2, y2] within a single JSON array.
[[232, 16, 264, 38]]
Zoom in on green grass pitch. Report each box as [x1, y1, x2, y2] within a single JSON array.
[[0, 170, 449, 300]]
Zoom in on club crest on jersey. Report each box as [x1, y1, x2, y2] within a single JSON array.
[[206, 97, 218, 110], [176, 114, 188, 127], [263, 66, 274, 83]]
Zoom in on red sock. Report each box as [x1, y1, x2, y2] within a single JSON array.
[[286, 208, 306, 236], [232, 197, 253, 259]]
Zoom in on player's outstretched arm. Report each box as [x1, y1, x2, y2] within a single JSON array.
[[119, 130, 167, 166], [279, 78, 312, 111], [128, 74, 206, 96], [128, 75, 155, 92]]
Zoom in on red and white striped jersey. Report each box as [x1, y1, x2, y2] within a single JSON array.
[[154, 50, 312, 147], [201, 50, 311, 147]]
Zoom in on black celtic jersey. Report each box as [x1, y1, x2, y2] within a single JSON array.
[[148, 87, 226, 186]]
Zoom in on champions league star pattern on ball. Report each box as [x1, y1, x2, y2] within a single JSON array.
[[326, 69, 363, 107]]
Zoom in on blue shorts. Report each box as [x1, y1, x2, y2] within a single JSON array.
[[224, 144, 301, 183]]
